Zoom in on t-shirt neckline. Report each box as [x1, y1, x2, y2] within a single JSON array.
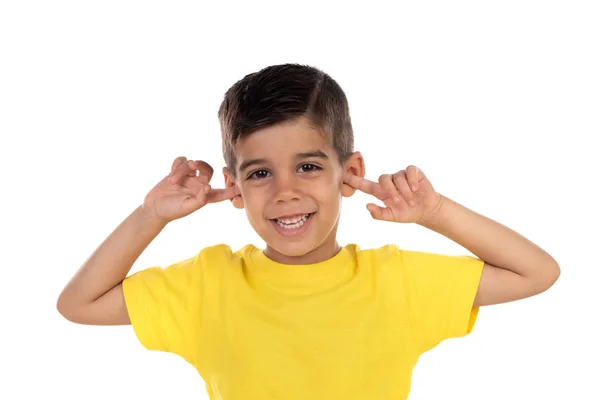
[[247, 244, 355, 287]]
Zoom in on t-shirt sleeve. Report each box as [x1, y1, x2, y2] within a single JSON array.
[[121, 255, 201, 363], [398, 247, 485, 353]]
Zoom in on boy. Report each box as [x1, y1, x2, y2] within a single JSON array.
[[57, 63, 560, 399]]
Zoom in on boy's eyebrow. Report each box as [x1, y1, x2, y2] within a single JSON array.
[[296, 150, 329, 160], [239, 150, 329, 172]]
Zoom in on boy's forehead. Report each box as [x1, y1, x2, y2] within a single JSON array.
[[235, 121, 333, 162]]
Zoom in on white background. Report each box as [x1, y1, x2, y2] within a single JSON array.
[[1, 1, 598, 399]]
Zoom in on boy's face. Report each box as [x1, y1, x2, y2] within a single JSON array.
[[223, 116, 365, 264]]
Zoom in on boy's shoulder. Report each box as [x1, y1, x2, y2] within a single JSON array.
[[198, 243, 254, 257], [193, 243, 473, 271], [193, 243, 260, 267]]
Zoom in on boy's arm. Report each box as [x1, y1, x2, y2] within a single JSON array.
[[57, 205, 168, 325], [418, 195, 561, 307]]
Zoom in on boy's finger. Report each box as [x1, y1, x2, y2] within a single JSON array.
[[366, 203, 395, 222], [206, 186, 240, 203], [194, 160, 215, 182], [169, 159, 214, 185], [392, 171, 415, 207], [343, 172, 381, 197], [379, 174, 401, 204], [407, 165, 420, 192], [168, 157, 193, 184], [171, 156, 187, 172]]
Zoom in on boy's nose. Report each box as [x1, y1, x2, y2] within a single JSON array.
[[273, 175, 302, 203]]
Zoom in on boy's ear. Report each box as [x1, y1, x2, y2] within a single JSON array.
[[341, 151, 366, 198], [223, 167, 244, 209]]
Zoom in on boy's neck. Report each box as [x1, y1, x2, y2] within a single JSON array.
[[263, 240, 342, 265]]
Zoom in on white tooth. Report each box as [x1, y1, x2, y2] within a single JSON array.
[[278, 214, 309, 224], [276, 215, 309, 229]]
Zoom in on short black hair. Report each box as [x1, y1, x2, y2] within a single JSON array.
[[218, 63, 354, 178]]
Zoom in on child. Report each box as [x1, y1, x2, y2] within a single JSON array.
[[57, 63, 560, 400]]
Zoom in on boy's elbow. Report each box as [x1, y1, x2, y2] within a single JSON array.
[[552, 262, 560, 281], [56, 294, 73, 321], [56, 292, 81, 323], [534, 262, 560, 295], [545, 262, 560, 287]]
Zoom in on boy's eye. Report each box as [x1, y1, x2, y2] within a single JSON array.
[[298, 163, 322, 173], [247, 164, 321, 180], [248, 169, 271, 180]]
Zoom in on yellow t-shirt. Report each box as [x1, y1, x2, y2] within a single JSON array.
[[122, 243, 484, 400]]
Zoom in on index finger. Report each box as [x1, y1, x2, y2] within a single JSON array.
[[206, 185, 240, 203], [343, 172, 383, 198]]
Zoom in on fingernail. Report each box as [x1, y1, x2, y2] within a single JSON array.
[[409, 200, 415, 207], [393, 196, 401, 203], [411, 185, 417, 191]]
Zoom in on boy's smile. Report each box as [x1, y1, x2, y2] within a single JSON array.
[[270, 212, 315, 237], [223, 116, 364, 265]]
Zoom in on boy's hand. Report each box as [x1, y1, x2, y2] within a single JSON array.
[[142, 156, 240, 223], [343, 165, 442, 224]]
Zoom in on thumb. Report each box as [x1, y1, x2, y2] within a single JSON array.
[[366, 203, 394, 222]]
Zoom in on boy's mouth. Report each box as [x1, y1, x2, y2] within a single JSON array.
[[269, 212, 315, 237]]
